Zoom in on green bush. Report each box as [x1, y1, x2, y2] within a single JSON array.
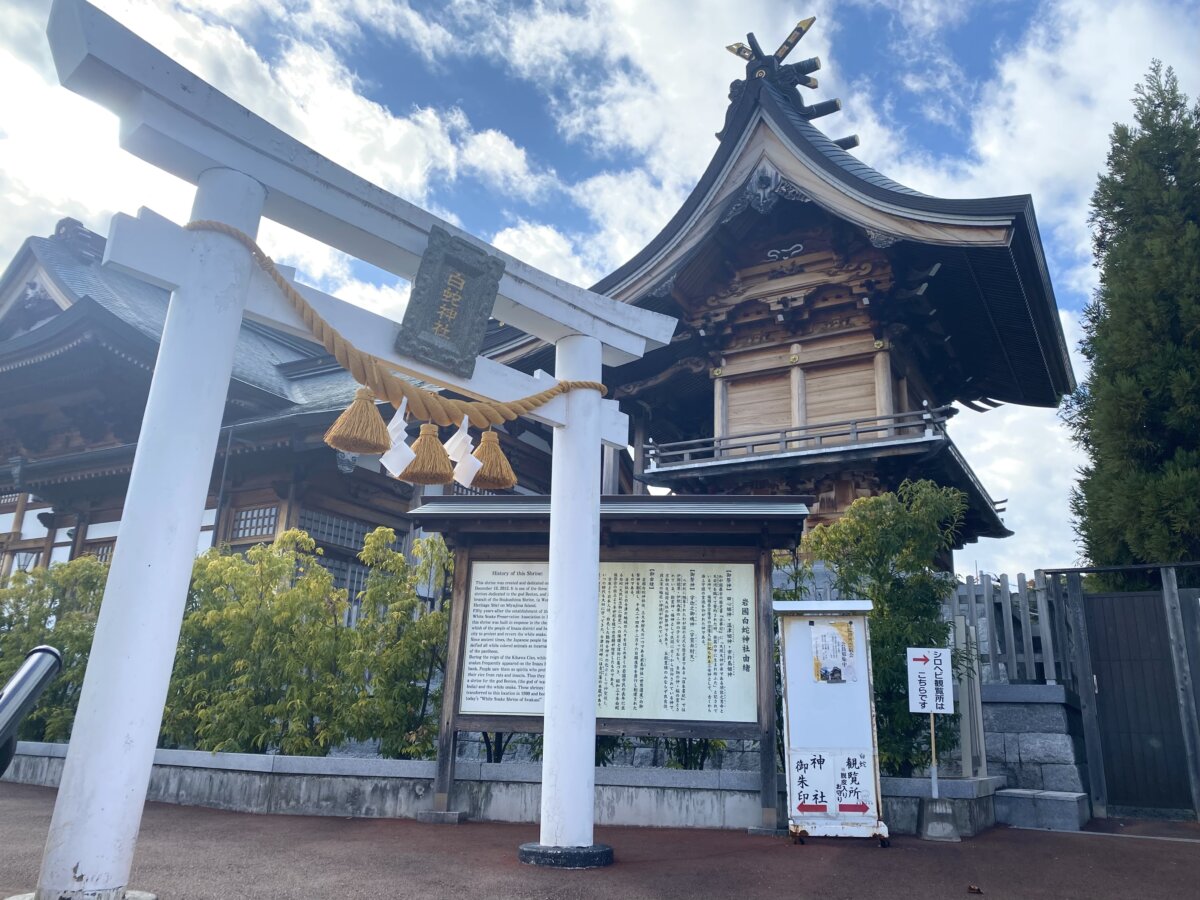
[[803, 480, 965, 776], [3, 528, 450, 758], [162, 528, 449, 757], [0, 554, 107, 742]]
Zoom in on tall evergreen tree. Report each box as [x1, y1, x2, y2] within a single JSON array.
[[1063, 62, 1200, 566]]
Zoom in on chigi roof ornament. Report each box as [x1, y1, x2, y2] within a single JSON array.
[[720, 16, 859, 151]]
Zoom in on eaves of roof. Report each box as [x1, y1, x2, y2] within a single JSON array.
[[24, 236, 306, 408], [0, 295, 156, 374]]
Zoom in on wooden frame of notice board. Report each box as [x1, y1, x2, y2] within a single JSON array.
[[407, 495, 812, 830]]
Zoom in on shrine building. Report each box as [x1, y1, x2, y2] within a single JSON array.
[[0, 219, 555, 588], [502, 19, 1075, 548]]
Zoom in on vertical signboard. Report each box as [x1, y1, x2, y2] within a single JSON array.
[[906, 646, 954, 799], [394, 225, 504, 378], [906, 647, 954, 714], [776, 601, 889, 841]]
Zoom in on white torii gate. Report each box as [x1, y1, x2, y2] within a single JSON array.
[[23, 1, 676, 896]]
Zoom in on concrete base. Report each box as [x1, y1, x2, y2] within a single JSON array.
[[880, 776, 1004, 837], [918, 798, 962, 842], [994, 789, 1090, 831], [518, 843, 614, 868], [6, 893, 157, 900], [416, 809, 467, 824], [746, 826, 789, 837]]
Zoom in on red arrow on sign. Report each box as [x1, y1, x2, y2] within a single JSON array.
[[911, 654, 930, 664], [797, 803, 827, 813], [839, 801, 870, 813]]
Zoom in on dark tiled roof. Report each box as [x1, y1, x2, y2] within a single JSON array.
[[589, 75, 1073, 407], [760, 82, 929, 200], [24, 231, 361, 418]]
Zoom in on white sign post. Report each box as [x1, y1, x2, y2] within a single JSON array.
[[906, 647, 954, 799], [27, 0, 674, 892]]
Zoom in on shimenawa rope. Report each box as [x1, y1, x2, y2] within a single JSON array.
[[184, 220, 606, 429], [185, 220, 607, 487]]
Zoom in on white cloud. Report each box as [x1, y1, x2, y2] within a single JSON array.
[[3, 0, 1196, 578], [569, 168, 691, 275], [950, 309, 1091, 578], [0, 0, 549, 296], [849, 0, 1200, 295], [816, 0, 1200, 574], [0, 2, 194, 261], [461, 129, 554, 200], [257, 220, 410, 320], [441, 0, 833, 245], [331, 277, 410, 321], [284, 0, 452, 61], [491, 219, 599, 286]]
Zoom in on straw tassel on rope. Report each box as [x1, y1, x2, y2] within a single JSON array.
[[184, 220, 609, 490], [324, 387, 391, 455], [472, 430, 517, 491], [400, 423, 455, 485]]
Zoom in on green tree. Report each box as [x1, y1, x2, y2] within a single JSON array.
[[162, 529, 451, 757], [803, 480, 965, 776], [1063, 62, 1200, 567], [0, 555, 107, 742], [339, 530, 449, 759], [162, 531, 356, 754]]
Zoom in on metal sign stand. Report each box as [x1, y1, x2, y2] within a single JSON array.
[[774, 597, 889, 846]]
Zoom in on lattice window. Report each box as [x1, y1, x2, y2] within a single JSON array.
[[451, 482, 500, 497], [0, 492, 20, 506], [297, 509, 374, 551], [231, 505, 278, 540], [319, 554, 372, 626], [86, 541, 116, 563]]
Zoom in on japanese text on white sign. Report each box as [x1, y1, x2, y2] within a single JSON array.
[[461, 561, 758, 722], [906, 646, 954, 714]]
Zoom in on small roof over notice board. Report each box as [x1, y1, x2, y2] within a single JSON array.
[[409, 494, 811, 549]]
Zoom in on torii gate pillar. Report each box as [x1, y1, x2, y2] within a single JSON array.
[[523, 333, 610, 865], [34, 168, 266, 900]]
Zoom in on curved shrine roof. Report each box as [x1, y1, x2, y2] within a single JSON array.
[[591, 36, 1074, 409]]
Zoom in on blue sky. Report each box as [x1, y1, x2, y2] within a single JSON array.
[[1, 0, 1199, 576]]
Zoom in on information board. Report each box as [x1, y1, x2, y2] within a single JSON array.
[[460, 561, 758, 723], [777, 608, 888, 840]]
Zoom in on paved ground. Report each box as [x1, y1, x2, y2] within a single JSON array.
[[3, 782, 1198, 900]]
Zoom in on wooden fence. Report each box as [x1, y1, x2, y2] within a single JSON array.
[[948, 572, 1071, 686]]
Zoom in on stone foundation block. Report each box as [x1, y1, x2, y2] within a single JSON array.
[[1040, 764, 1085, 793], [1016, 733, 1076, 765], [994, 789, 1089, 831]]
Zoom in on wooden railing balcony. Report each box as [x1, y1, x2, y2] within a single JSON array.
[[644, 406, 953, 471]]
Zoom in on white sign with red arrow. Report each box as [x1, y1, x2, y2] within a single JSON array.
[[907, 647, 953, 715]]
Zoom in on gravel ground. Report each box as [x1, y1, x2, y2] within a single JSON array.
[[3, 782, 1197, 900]]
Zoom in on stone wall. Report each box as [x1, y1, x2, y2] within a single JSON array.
[[4, 742, 1004, 835], [982, 684, 1089, 795]]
